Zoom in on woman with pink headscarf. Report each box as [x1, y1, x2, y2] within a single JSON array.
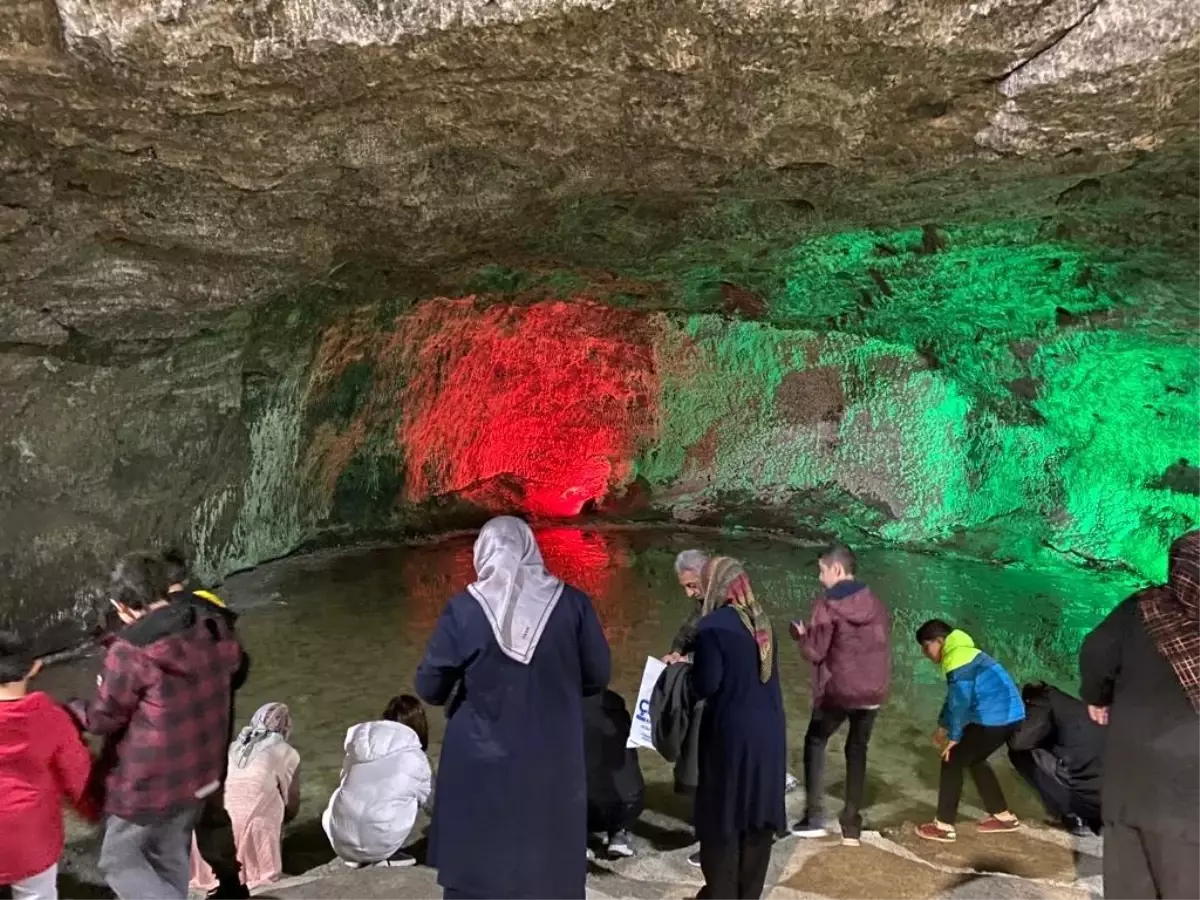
[[190, 702, 301, 892]]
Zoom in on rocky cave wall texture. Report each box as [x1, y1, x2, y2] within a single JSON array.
[[1, 0, 1198, 643], [261, 224, 1199, 586], [5, 225, 1198, 644]]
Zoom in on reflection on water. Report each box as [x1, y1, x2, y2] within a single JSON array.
[[40, 527, 1136, 849]]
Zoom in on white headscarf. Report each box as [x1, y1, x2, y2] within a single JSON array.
[[468, 516, 565, 665]]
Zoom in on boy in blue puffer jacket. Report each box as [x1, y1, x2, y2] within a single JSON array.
[[914, 619, 1025, 843]]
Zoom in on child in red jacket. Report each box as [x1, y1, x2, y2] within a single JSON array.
[[0, 632, 97, 900]]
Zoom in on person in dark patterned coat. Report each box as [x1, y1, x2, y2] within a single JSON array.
[[1081, 530, 1199, 900], [69, 552, 243, 900]]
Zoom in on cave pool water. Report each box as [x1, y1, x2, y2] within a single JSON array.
[[42, 526, 1134, 877]]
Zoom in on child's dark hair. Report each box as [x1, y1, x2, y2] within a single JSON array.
[[0, 631, 33, 684], [161, 548, 189, 587], [915, 618, 954, 644], [819, 542, 857, 574], [110, 552, 173, 612], [383, 695, 429, 750], [1021, 681, 1049, 702]]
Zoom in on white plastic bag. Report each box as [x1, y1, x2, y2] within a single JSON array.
[[626, 655, 668, 750]]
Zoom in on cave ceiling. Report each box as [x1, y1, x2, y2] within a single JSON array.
[[0, 0, 1197, 345]]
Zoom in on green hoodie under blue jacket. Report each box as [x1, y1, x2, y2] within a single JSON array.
[[937, 630, 1024, 741]]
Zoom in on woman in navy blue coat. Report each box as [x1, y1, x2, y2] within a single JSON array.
[[691, 557, 787, 900], [415, 517, 611, 899]]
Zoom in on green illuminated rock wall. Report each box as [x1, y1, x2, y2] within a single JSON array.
[[6, 216, 1194, 646], [270, 220, 1196, 583], [286, 220, 1196, 582], [635, 222, 1198, 580]]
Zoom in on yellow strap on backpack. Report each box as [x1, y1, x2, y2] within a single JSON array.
[[193, 588, 227, 609]]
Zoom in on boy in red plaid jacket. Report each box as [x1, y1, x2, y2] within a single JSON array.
[[69, 552, 243, 900]]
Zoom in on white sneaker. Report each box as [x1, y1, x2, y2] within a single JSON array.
[[841, 837, 861, 847], [687, 850, 702, 868], [607, 830, 635, 859], [790, 818, 829, 838], [784, 773, 800, 793]]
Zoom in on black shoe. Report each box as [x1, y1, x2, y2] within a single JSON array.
[[1061, 814, 1091, 838], [207, 881, 251, 900]]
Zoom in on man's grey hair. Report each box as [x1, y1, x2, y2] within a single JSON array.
[[674, 549, 710, 575]]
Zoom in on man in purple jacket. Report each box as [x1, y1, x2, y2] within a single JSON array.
[[789, 543, 892, 846]]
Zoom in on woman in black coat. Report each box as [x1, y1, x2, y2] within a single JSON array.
[[690, 557, 786, 900], [1080, 530, 1199, 900]]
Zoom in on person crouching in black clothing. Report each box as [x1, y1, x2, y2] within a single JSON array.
[[163, 549, 252, 900], [1007, 682, 1103, 836], [585, 689, 645, 860]]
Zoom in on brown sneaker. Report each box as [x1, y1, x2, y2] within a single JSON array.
[[915, 822, 957, 843], [978, 815, 1021, 833]]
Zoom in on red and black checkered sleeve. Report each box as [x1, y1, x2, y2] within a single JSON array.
[[85, 641, 147, 736]]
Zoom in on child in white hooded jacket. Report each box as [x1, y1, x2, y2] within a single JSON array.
[[322, 695, 433, 867]]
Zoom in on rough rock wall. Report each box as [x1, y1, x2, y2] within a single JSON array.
[[1, 0, 1198, 643], [3, 248, 1197, 645], [0, 331, 248, 646], [2, 0, 1197, 345], [281, 221, 1197, 584]]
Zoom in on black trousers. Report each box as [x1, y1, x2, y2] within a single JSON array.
[[698, 828, 774, 900], [1103, 822, 1200, 899], [194, 787, 244, 892], [1008, 747, 1101, 829], [803, 706, 878, 839], [588, 799, 644, 836], [936, 723, 1015, 824]]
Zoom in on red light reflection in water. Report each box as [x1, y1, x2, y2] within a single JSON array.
[[399, 299, 659, 518], [400, 528, 635, 638]]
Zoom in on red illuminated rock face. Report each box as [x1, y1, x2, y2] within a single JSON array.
[[398, 298, 661, 518]]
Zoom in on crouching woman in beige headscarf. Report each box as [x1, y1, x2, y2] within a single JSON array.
[[189, 702, 300, 892], [416, 516, 611, 900]]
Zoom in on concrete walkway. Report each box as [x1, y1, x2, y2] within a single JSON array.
[[257, 789, 1102, 900]]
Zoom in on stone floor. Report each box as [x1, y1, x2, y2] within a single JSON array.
[[256, 787, 1103, 900], [59, 702, 1103, 900]]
